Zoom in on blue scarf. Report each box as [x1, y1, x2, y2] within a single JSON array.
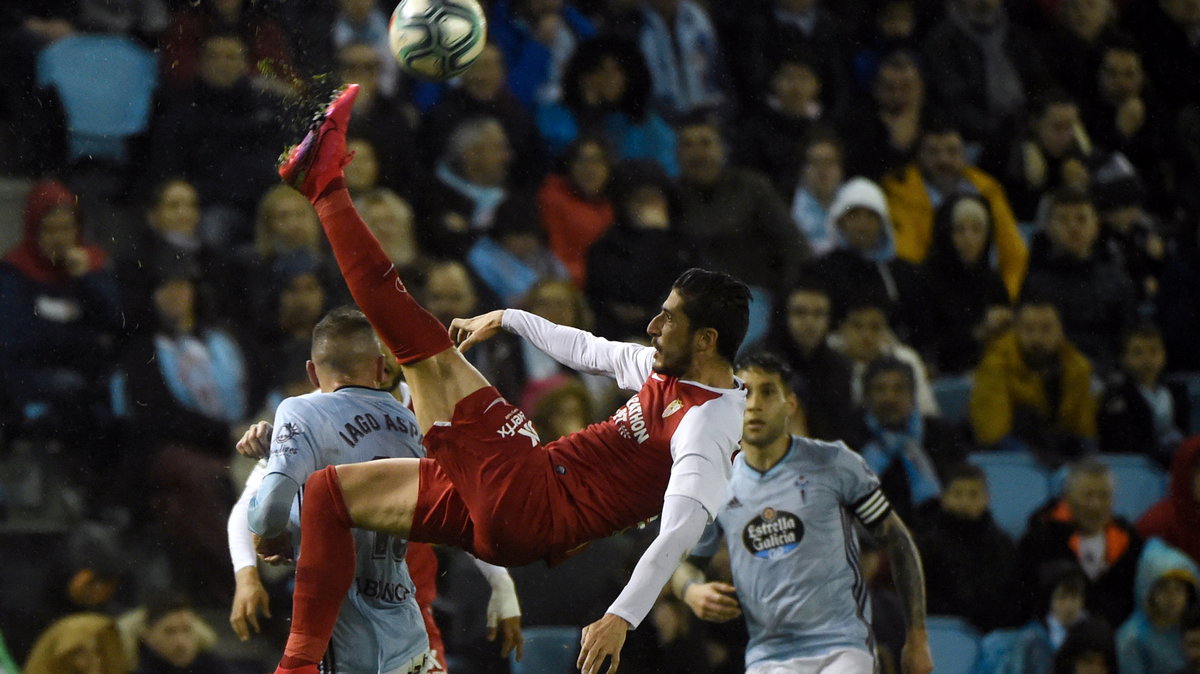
[[638, 0, 725, 115], [154, 330, 247, 423], [860, 410, 942, 504], [435, 161, 507, 230]]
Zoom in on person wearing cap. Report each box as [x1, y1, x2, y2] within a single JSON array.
[[1116, 538, 1200, 674]]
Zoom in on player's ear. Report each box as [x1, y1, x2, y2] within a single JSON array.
[[374, 354, 386, 385], [694, 327, 718, 355], [306, 360, 320, 390]]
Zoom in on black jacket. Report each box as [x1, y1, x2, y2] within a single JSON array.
[[1096, 372, 1189, 464]]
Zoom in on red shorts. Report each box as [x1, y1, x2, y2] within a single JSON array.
[[409, 387, 582, 566]]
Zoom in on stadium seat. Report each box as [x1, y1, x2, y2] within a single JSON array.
[[926, 615, 981, 674], [510, 626, 580, 674], [36, 34, 157, 163], [932, 375, 973, 425], [972, 628, 1022, 674], [1096, 454, 1167, 522], [967, 451, 1051, 540]]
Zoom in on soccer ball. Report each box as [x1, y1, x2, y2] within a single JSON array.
[[388, 0, 488, 80]]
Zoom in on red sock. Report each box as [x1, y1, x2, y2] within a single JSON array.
[[314, 181, 453, 363], [280, 467, 356, 668]]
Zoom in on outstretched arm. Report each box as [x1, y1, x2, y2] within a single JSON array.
[[228, 463, 272, 641], [869, 512, 932, 674], [451, 309, 654, 389], [578, 495, 709, 674], [670, 559, 741, 623], [470, 557, 524, 661]]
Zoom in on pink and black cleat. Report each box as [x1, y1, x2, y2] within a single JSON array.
[[278, 84, 360, 201]]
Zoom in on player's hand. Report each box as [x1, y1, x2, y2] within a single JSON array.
[[488, 615, 523, 661], [578, 613, 629, 674], [901, 628, 933, 674], [236, 421, 273, 459], [253, 532, 294, 565], [229, 567, 271, 641], [448, 310, 506, 353], [682, 581, 741, 622]]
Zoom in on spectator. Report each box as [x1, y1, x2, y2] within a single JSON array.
[[0, 180, 122, 441], [343, 137, 384, 197], [1097, 323, 1189, 462], [1023, 188, 1136, 370], [1053, 618, 1119, 674], [117, 178, 229, 335], [537, 137, 615, 287], [337, 43, 423, 196], [735, 51, 829, 195], [808, 176, 930, 350], [514, 277, 602, 408], [845, 356, 967, 521], [419, 117, 529, 258], [355, 188, 429, 282], [1138, 436, 1200, 566], [23, 613, 128, 674], [146, 32, 287, 240], [530, 377, 595, 440], [1158, 218, 1200, 372], [749, 279, 855, 441], [159, 0, 296, 94], [419, 44, 546, 187], [1036, 0, 1123, 107], [921, 0, 1048, 148], [913, 462, 1017, 632], [128, 593, 229, 674], [842, 50, 938, 181], [970, 299, 1096, 462], [1116, 538, 1199, 674], [882, 123, 1028, 298], [586, 161, 693, 341], [489, 0, 596, 108], [1017, 459, 1143, 627], [832, 298, 939, 417], [1002, 562, 1091, 673], [921, 193, 1012, 375], [675, 115, 804, 342], [849, 0, 921, 91], [466, 197, 569, 305], [789, 131, 846, 257], [332, 0, 399, 97], [1122, 0, 1200, 113], [638, 0, 726, 118], [536, 35, 677, 173], [1001, 91, 1097, 221], [1180, 605, 1200, 674], [1094, 173, 1168, 308]]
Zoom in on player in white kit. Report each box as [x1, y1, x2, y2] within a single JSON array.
[[672, 352, 934, 674]]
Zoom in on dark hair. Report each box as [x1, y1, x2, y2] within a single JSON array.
[[1182, 604, 1200, 633], [312, 306, 379, 372], [1052, 618, 1117, 674], [861, 356, 915, 393], [800, 126, 845, 165], [734, 351, 795, 387], [144, 592, 193, 627], [1120, 321, 1163, 354], [919, 119, 962, 145], [558, 135, 615, 176], [672, 268, 751, 364], [674, 109, 725, 138], [1014, 291, 1061, 315], [788, 274, 832, 299], [561, 35, 652, 121], [1047, 186, 1094, 213], [1030, 88, 1078, 120], [877, 48, 921, 75], [944, 462, 987, 486]]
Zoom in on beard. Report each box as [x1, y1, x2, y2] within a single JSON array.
[[652, 343, 694, 378]]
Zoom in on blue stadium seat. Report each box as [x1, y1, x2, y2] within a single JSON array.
[[927, 616, 981, 674], [1165, 371, 1200, 434], [967, 451, 1051, 540], [932, 375, 973, 425], [510, 626, 580, 674], [1096, 453, 1167, 522], [972, 628, 1022, 674]]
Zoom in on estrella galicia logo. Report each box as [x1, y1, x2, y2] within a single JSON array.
[[275, 422, 303, 443], [742, 507, 803, 559]]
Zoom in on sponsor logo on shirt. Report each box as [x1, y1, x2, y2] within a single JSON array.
[[275, 422, 303, 443], [742, 507, 804, 559], [497, 409, 540, 446], [661, 399, 683, 419], [611, 394, 650, 444]]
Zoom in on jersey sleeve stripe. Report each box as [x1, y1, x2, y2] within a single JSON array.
[[853, 489, 885, 516], [853, 489, 891, 525]]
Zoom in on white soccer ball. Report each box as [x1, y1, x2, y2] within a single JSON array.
[[388, 0, 488, 80]]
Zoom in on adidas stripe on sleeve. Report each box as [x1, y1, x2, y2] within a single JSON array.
[[852, 489, 892, 526]]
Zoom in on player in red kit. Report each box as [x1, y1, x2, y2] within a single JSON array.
[[273, 85, 750, 674]]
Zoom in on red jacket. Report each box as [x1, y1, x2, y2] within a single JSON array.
[[1138, 436, 1200, 565]]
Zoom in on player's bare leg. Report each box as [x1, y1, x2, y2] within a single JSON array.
[[280, 84, 489, 431]]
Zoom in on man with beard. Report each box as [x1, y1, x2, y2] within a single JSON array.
[[969, 298, 1097, 465], [269, 85, 751, 674]]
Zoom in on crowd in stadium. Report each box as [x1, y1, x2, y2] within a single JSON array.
[[1, 0, 1199, 671]]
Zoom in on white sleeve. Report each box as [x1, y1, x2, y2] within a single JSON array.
[[228, 460, 268, 572], [471, 557, 521, 623], [664, 403, 739, 518], [501, 309, 654, 390], [606, 495, 709, 627]]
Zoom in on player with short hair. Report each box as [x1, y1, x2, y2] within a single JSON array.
[[271, 85, 751, 674], [672, 352, 934, 674], [226, 307, 523, 673]]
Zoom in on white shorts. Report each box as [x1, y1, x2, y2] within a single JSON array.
[[746, 648, 876, 674]]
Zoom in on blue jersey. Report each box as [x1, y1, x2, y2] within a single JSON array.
[[694, 436, 891, 668], [267, 386, 428, 673]]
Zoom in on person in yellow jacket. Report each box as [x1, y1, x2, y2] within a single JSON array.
[[970, 299, 1096, 462], [883, 123, 1028, 298]]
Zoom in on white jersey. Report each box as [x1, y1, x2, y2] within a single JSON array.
[[267, 386, 428, 673]]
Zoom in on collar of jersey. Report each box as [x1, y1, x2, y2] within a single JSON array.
[[738, 437, 798, 480], [677, 374, 747, 394], [332, 385, 392, 397]]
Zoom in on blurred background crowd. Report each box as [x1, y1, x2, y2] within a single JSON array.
[[0, 0, 1199, 671]]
